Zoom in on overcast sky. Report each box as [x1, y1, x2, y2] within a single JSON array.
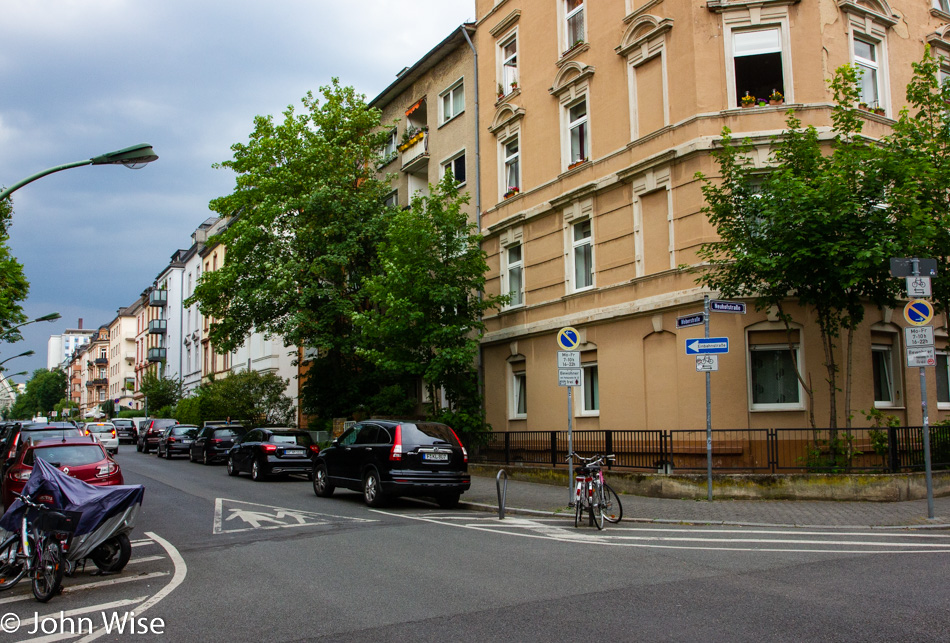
[[0, 0, 474, 382]]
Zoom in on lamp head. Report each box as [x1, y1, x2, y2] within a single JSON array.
[[90, 144, 159, 169]]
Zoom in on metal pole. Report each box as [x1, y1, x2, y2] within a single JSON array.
[[567, 385, 574, 505], [913, 259, 936, 519], [704, 294, 713, 501]]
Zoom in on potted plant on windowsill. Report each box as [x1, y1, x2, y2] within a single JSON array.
[[497, 83, 505, 100], [769, 89, 784, 106], [503, 187, 520, 199], [740, 92, 756, 108], [567, 158, 588, 170], [510, 80, 519, 91], [562, 39, 585, 57]]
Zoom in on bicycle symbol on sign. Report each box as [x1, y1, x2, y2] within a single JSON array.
[[695, 355, 718, 371]]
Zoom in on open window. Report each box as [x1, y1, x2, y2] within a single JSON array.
[[732, 28, 785, 107]]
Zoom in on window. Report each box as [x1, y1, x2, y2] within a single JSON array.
[[503, 136, 520, 196], [581, 363, 599, 414], [935, 0, 950, 14], [872, 345, 898, 406], [441, 81, 464, 124], [384, 190, 398, 208], [567, 99, 589, 165], [442, 152, 466, 186], [511, 367, 527, 418], [572, 219, 593, 290], [750, 345, 801, 408], [504, 243, 524, 307], [853, 37, 880, 108], [937, 353, 950, 406], [733, 28, 784, 107], [501, 35, 518, 92], [382, 129, 397, 159], [565, 0, 585, 50]]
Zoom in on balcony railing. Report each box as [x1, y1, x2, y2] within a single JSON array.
[[85, 378, 108, 388], [400, 131, 429, 173], [147, 347, 166, 362], [149, 319, 167, 334], [149, 290, 167, 307], [94, 357, 108, 365]]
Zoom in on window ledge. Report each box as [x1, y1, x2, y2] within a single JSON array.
[[932, 8, 950, 21], [501, 303, 525, 314], [560, 159, 592, 178], [577, 412, 600, 418], [438, 111, 465, 129], [496, 87, 521, 104], [557, 42, 589, 68], [509, 415, 527, 421], [873, 403, 905, 410], [749, 405, 806, 412], [566, 285, 595, 298]]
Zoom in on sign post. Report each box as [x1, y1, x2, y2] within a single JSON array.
[[556, 327, 580, 505], [704, 295, 712, 501]]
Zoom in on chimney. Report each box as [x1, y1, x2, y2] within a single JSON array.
[[78, 318, 83, 329]]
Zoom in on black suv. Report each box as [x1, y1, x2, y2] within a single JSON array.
[[137, 418, 178, 453], [112, 419, 137, 444], [190, 425, 246, 465], [312, 420, 470, 508]]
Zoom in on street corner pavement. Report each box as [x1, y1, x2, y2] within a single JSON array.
[[462, 474, 950, 529]]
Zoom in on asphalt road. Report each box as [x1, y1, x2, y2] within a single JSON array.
[[3, 446, 948, 642]]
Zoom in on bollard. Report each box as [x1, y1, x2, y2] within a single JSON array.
[[496, 469, 509, 520]]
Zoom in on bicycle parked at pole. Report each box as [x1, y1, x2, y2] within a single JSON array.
[[567, 452, 623, 530], [0, 492, 76, 602]]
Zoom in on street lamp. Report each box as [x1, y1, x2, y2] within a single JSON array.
[[0, 144, 159, 200], [1, 311, 61, 343], [0, 350, 35, 371]]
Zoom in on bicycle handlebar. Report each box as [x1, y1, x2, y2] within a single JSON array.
[[566, 452, 616, 466]]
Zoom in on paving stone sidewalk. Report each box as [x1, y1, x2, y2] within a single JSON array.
[[462, 474, 950, 528]]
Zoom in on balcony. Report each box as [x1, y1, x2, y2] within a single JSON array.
[[400, 131, 429, 173], [149, 319, 167, 334], [85, 378, 107, 388], [94, 357, 108, 365], [149, 290, 167, 307], [147, 347, 166, 363], [124, 352, 135, 363]]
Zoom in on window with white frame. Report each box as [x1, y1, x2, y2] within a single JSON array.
[[441, 80, 464, 124], [382, 129, 397, 160], [749, 344, 801, 409], [500, 34, 518, 93], [581, 363, 599, 414], [571, 219, 594, 290], [504, 243, 524, 307], [872, 344, 899, 406], [935, 0, 950, 14], [503, 136, 520, 196], [853, 37, 881, 108], [511, 365, 527, 418], [565, 0, 585, 51], [441, 151, 466, 186], [937, 352, 950, 406], [567, 98, 589, 166], [732, 28, 785, 107]]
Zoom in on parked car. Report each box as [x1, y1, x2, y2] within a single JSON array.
[[311, 420, 470, 508], [189, 425, 246, 465], [84, 422, 119, 455], [1, 436, 123, 508], [156, 425, 199, 459], [137, 418, 178, 454], [112, 419, 137, 444], [226, 428, 317, 481], [2, 423, 84, 473]]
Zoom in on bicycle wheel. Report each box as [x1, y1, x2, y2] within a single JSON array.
[[32, 536, 64, 603], [0, 535, 26, 591], [602, 484, 623, 524], [591, 485, 605, 530], [574, 488, 584, 527]]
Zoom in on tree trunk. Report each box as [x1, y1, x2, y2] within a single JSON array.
[[820, 327, 838, 432], [778, 302, 815, 429], [845, 325, 854, 430]]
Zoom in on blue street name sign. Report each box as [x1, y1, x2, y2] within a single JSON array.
[[710, 300, 746, 314], [685, 337, 730, 355], [676, 313, 705, 329]]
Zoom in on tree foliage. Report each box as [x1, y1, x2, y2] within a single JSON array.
[[9, 369, 67, 419], [139, 371, 182, 415], [0, 196, 30, 342], [174, 370, 295, 428]]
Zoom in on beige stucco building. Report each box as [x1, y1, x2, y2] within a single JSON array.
[[108, 302, 140, 412], [468, 0, 950, 432]]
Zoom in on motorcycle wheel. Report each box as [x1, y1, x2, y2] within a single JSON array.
[[90, 533, 131, 573]]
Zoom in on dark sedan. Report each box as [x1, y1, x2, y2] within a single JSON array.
[[156, 425, 199, 459], [227, 428, 317, 481], [189, 425, 246, 465], [112, 419, 137, 444], [137, 418, 178, 454]]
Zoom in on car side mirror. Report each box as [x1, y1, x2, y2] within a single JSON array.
[[331, 439, 339, 446]]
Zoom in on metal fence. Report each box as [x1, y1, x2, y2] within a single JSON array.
[[470, 426, 950, 474]]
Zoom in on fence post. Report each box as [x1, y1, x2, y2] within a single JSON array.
[[887, 426, 899, 473], [768, 429, 777, 473], [551, 431, 558, 467], [605, 431, 613, 465], [504, 431, 511, 465]]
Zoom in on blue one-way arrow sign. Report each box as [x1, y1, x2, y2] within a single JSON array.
[[685, 337, 730, 355]]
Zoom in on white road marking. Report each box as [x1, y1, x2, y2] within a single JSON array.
[[0, 573, 170, 606], [213, 497, 377, 534], [13, 598, 147, 643]]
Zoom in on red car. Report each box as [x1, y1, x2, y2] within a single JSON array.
[[1, 437, 124, 508]]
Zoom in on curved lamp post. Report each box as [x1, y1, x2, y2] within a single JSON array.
[[0, 144, 159, 201], [0, 349, 34, 371]]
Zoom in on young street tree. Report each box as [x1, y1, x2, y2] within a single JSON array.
[[139, 371, 182, 416], [187, 80, 395, 424], [355, 175, 506, 437], [10, 369, 67, 419], [0, 196, 30, 342]]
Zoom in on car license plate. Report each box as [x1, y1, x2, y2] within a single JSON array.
[[183, 439, 193, 445], [424, 453, 449, 461], [284, 449, 305, 456]]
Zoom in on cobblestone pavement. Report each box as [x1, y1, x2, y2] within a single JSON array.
[[463, 474, 950, 528]]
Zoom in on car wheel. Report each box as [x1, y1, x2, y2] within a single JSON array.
[[188, 449, 196, 463], [227, 456, 239, 477], [436, 493, 461, 509], [136, 441, 143, 453], [164, 446, 172, 460], [251, 458, 266, 482], [363, 470, 387, 507], [202, 450, 211, 465], [312, 463, 334, 497]]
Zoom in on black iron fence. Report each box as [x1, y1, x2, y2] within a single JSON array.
[[470, 426, 950, 474]]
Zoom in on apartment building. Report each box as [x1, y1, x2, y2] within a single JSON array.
[[79, 325, 110, 418], [46, 323, 95, 370], [469, 0, 950, 432], [108, 301, 140, 412]]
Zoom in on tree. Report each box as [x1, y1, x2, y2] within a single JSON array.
[[355, 175, 505, 437], [0, 196, 29, 342], [188, 79, 394, 424], [173, 370, 294, 428], [9, 369, 68, 418], [139, 371, 181, 415]]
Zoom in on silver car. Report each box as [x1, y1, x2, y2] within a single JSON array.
[[85, 422, 119, 455]]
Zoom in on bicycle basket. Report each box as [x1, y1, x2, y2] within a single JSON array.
[[32, 509, 82, 534]]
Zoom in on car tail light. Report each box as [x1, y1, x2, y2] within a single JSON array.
[[97, 462, 118, 478], [11, 467, 30, 481], [168, 437, 177, 443], [447, 426, 468, 463], [261, 444, 277, 453], [308, 444, 320, 455], [111, 429, 116, 438], [211, 439, 222, 444], [389, 424, 403, 461], [84, 429, 91, 436]]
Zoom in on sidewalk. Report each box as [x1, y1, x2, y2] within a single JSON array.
[[460, 473, 950, 529]]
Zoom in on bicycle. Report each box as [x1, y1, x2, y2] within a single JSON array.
[[567, 453, 623, 530], [0, 493, 76, 602]]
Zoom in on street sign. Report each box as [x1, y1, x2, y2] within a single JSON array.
[[710, 300, 746, 314], [558, 368, 581, 387], [906, 276, 932, 298], [904, 299, 934, 326], [695, 355, 719, 372], [676, 313, 705, 329], [557, 351, 580, 368], [890, 257, 938, 278], [906, 347, 936, 368], [556, 327, 580, 350], [905, 326, 935, 348], [685, 337, 729, 355]]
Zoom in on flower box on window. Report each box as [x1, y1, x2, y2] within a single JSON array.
[[562, 39, 585, 57], [769, 90, 784, 106], [503, 187, 520, 199], [740, 92, 756, 108], [567, 158, 588, 170]]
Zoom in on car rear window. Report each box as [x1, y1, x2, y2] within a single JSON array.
[[170, 426, 196, 436], [88, 425, 115, 433], [269, 433, 313, 447], [401, 423, 460, 447], [113, 420, 133, 427], [22, 428, 82, 440], [213, 429, 241, 439], [25, 445, 106, 466]]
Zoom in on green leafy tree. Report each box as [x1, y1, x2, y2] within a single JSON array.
[[139, 371, 181, 415], [10, 369, 68, 418], [355, 174, 505, 438], [187, 79, 393, 425], [174, 371, 294, 428], [0, 196, 29, 342]]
